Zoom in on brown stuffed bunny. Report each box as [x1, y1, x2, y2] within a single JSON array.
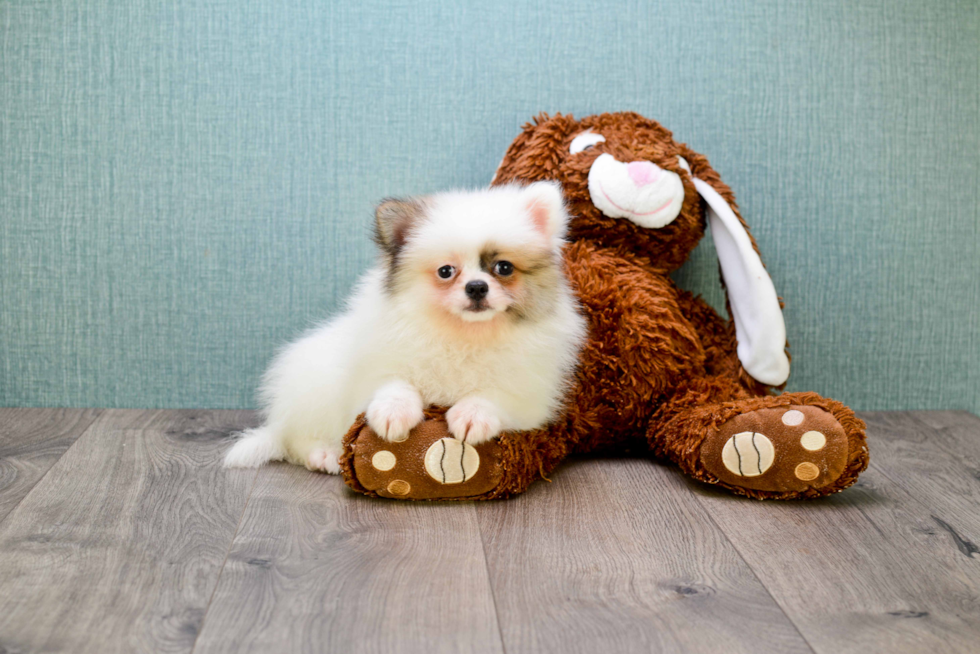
[[340, 112, 869, 500]]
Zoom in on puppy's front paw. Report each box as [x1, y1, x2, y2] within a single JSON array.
[[306, 448, 340, 474], [367, 382, 424, 443], [446, 397, 502, 445]]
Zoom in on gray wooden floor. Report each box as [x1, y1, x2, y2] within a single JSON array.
[[0, 410, 978, 653]]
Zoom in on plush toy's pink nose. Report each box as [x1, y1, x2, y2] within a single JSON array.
[[627, 161, 662, 187]]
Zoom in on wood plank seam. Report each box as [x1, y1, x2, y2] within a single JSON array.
[[691, 412, 980, 653], [477, 509, 512, 654], [475, 459, 815, 654], [0, 409, 263, 652], [189, 465, 262, 654], [865, 412, 980, 549], [191, 466, 505, 654], [0, 408, 104, 527], [690, 492, 819, 654], [904, 410, 980, 451]]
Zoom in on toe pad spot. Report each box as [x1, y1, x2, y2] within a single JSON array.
[[795, 462, 820, 481], [372, 450, 396, 471], [387, 479, 411, 495], [800, 431, 827, 451], [781, 410, 805, 426]]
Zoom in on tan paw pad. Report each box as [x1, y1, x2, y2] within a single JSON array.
[[721, 432, 775, 477], [424, 438, 479, 484]]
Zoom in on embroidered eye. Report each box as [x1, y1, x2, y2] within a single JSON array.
[[437, 265, 455, 279], [569, 131, 606, 154], [493, 261, 514, 276]]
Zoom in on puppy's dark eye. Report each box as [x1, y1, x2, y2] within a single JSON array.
[[437, 265, 455, 279], [493, 261, 514, 276]]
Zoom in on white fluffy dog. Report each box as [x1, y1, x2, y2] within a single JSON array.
[[224, 183, 586, 473]]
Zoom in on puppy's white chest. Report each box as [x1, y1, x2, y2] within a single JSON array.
[[401, 344, 512, 406]]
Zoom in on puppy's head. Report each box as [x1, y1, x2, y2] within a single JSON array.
[[374, 182, 569, 331]]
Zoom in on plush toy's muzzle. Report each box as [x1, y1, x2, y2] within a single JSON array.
[[587, 153, 686, 228]]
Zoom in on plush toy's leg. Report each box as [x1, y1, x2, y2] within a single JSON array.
[[649, 381, 869, 499], [339, 407, 569, 500]]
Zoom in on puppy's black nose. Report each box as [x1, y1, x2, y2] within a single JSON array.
[[465, 280, 489, 301]]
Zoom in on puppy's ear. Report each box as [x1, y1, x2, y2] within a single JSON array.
[[374, 198, 424, 254], [522, 181, 568, 241]]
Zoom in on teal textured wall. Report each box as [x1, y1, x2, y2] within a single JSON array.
[[1, 0, 977, 411]]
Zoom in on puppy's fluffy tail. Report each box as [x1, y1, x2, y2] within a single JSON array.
[[223, 426, 285, 468]]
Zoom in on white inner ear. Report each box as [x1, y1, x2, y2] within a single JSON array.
[[691, 178, 790, 386], [522, 180, 569, 243], [570, 131, 606, 154]]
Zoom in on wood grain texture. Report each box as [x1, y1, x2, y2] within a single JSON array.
[[0, 407, 102, 523], [862, 411, 980, 536], [2, 409, 980, 653], [901, 411, 980, 460], [193, 465, 504, 654], [692, 412, 980, 654], [0, 409, 259, 654], [476, 458, 813, 654]]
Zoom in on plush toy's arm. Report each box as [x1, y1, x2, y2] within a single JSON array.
[[670, 288, 774, 396], [566, 242, 706, 410]]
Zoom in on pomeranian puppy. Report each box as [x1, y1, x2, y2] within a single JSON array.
[[224, 182, 586, 473]]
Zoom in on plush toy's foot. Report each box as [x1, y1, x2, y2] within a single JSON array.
[[653, 386, 868, 500], [340, 416, 505, 500], [700, 404, 853, 496]]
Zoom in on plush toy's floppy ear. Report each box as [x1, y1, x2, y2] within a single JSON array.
[[685, 163, 790, 386]]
